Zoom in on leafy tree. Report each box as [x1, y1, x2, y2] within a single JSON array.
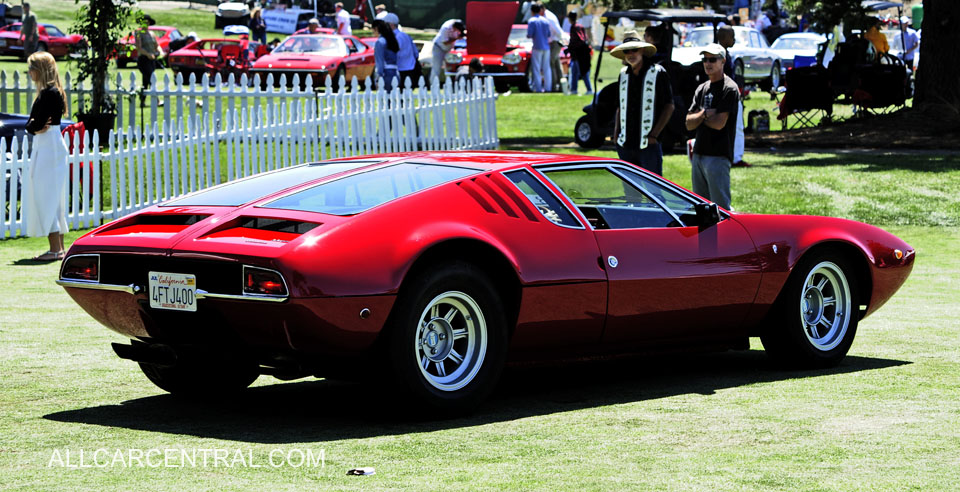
[[70, 0, 138, 121]]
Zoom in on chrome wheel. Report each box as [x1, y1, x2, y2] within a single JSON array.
[[414, 291, 487, 392], [799, 261, 852, 352], [770, 62, 781, 90], [576, 121, 592, 142]]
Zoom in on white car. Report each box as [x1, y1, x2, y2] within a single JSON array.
[[674, 26, 783, 90], [216, 1, 250, 29], [771, 32, 833, 70]]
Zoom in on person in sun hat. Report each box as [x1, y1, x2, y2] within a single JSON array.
[[685, 43, 738, 210], [610, 30, 674, 176]]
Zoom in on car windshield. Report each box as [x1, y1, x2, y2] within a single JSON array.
[[772, 37, 821, 50], [272, 35, 346, 56], [161, 161, 382, 207], [199, 40, 241, 50], [508, 27, 531, 47], [263, 163, 478, 216], [45, 26, 65, 37], [684, 29, 749, 47]]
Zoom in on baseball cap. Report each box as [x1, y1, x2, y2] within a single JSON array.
[[700, 43, 726, 57]]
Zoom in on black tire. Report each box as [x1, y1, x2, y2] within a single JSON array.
[[574, 115, 604, 149], [761, 248, 860, 368], [331, 65, 346, 92], [384, 261, 508, 413], [760, 61, 781, 92], [138, 355, 259, 397]]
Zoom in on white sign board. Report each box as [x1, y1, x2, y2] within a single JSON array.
[[263, 7, 313, 35]]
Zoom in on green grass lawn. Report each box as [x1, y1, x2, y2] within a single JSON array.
[[1, 3, 959, 489]]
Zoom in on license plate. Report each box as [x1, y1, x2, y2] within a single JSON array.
[[148, 272, 197, 312]]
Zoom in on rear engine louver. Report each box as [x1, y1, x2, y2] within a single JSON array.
[[95, 214, 211, 237], [457, 174, 540, 222], [199, 217, 320, 244]]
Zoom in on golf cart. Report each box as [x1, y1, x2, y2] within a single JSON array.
[[574, 8, 726, 150]]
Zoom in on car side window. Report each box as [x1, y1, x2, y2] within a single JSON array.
[[750, 32, 762, 48], [503, 169, 580, 227], [616, 168, 702, 227], [541, 168, 678, 230], [344, 38, 358, 54]]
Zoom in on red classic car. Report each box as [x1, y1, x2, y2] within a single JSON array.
[[58, 151, 914, 413], [444, 2, 574, 92], [168, 38, 266, 83], [0, 23, 86, 58], [250, 33, 374, 89], [115, 26, 184, 68]]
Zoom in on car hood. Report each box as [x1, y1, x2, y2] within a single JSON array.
[[465, 1, 517, 56], [253, 53, 342, 69], [771, 48, 817, 60]]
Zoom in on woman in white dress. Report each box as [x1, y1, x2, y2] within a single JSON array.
[[22, 51, 69, 261]]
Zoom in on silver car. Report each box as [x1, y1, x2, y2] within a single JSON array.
[[673, 26, 783, 90]]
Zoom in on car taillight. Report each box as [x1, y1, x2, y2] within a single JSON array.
[[242, 266, 287, 296], [61, 254, 99, 282]]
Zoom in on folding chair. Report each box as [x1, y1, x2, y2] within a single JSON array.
[[777, 65, 833, 130], [852, 53, 907, 115]]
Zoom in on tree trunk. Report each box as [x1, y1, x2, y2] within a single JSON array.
[[914, 0, 960, 117]]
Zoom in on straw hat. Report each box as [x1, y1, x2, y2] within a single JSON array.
[[610, 30, 656, 59]]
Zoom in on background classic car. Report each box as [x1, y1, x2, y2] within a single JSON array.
[[0, 22, 86, 59], [251, 34, 374, 89], [168, 37, 265, 82], [115, 26, 184, 68], [58, 151, 914, 413], [674, 25, 784, 91]]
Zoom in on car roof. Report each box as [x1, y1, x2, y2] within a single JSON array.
[[326, 151, 613, 172], [604, 9, 726, 24], [778, 32, 826, 38]]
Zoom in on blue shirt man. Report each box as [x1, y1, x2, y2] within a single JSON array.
[[527, 14, 550, 51]]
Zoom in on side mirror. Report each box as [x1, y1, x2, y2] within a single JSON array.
[[694, 202, 721, 228]]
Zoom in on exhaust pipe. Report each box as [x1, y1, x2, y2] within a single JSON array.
[[112, 341, 178, 367]]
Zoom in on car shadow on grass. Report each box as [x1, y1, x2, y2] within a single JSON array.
[[44, 350, 908, 443]]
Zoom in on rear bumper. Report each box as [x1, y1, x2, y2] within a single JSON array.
[[61, 282, 396, 356]]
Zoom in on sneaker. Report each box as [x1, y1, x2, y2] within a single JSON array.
[[583, 91, 594, 96], [733, 160, 752, 168]]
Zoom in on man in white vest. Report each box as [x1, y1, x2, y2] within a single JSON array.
[[610, 30, 674, 176]]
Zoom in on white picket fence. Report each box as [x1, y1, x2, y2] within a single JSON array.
[[1, 76, 498, 239], [0, 70, 482, 137]]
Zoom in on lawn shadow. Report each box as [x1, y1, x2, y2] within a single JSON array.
[[762, 152, 960, 172], [44, 350, 909, 444]]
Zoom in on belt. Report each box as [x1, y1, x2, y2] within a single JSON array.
[[384, 64, 397, 69]]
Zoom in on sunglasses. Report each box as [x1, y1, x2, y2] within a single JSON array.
[[622, 48, 640, 55], [702, 57, 720, 63]]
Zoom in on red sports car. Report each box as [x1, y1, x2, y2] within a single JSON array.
[[250, 33, 374, 89], [57, 151, 914, 412], [168, 38, 267, 82], [0, 22, 86, 58], [443, 2, 574, 92], [115, 26, 184, 68]]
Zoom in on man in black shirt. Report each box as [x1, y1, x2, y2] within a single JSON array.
[[610, 30, 674, 176], [685, 43, 738, 210]]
